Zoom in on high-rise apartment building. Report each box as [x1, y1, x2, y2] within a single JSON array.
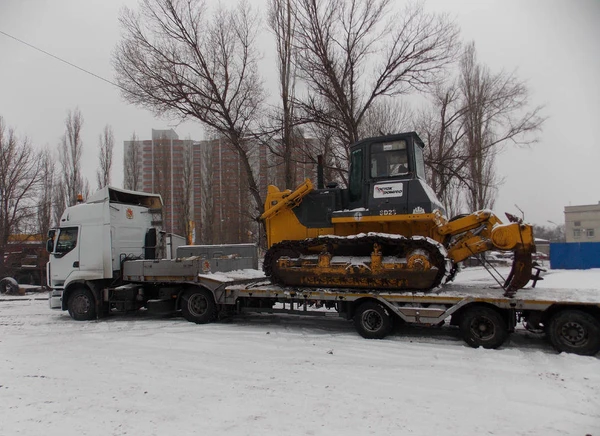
[[125, 130, 307, 245], [124, 129, 196, 238]]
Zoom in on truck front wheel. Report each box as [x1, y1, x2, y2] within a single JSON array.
[[67, 288, 97, 321], [353, 301, 394, 339], [546, 309, 600, 356], [181, 288, 217, 324], [459, 305, 508, 349]]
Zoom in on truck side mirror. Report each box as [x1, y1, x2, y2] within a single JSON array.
[[46, 238, 54, 253]]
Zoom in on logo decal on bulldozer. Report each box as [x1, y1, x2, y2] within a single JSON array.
[[374, 182, 403, 198]]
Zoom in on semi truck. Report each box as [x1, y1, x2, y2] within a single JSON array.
[[47, 134, 600, 356], [46, 188, 600, 357]]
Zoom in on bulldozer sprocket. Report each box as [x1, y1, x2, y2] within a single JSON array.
[[264, 234, 449, 292]]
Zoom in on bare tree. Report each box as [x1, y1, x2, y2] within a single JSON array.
[[151, 134, 173, 232], [52, 179, 67, 225], [268, 0, 299, 189], [307, 121, 344, 184], [113, 0, 267, 218], [358, 99, 413, 139], [292, 0, 460, 162], [199, 141, 215, 244], [533, 224, 565, 243], [417, 82, 468, 216], [58, 108, 85, 207], [460, 42, 545, 210], [418, 42, 545, 214], [96, 124, 115, 189], [37, 148, 55, 238], [124, 132, 142, 191], [0, 117, 44, 275], [177, 140, 194, 243]]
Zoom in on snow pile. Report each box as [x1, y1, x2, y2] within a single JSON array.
[[197, 268, 266, 283]]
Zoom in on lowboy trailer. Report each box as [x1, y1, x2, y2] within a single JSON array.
[[121, 264, 600, 356]]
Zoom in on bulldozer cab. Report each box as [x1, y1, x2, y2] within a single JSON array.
[[346, 132, 440, 215]]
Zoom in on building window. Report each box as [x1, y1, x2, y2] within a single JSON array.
[[574, 221, 581, 227], [587, 229, 595, 238], [573, 229, 581, 238]]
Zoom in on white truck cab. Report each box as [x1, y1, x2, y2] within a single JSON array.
[[48, 186, 162, 311]]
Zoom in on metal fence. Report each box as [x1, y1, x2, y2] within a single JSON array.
[[549, 242, 600, 269]]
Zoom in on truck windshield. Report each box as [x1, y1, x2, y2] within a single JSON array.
[[370, 140, 408, 178], [55, 227, 78, 255]]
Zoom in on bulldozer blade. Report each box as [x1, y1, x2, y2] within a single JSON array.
[[503, 249, 533, 297]]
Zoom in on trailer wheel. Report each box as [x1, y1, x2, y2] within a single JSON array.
[[181, 288, 217, 324], [67, 288, 96, 321], [353, 301, 394, 339], [546, 310, 600, 356], [0, 277, 19, 295], [459, 305, 508, 349]]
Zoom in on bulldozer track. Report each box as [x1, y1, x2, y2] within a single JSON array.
[[264, 234, 450, 292]]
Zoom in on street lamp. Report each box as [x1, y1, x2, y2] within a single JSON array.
[[547, 220, 565, 242]]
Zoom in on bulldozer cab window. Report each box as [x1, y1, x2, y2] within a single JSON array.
[[414, 144, 426, 179], [349, 149, 363, 202], [370, 140, 408, 178]]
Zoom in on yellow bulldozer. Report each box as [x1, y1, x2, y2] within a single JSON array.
[[260, 132, 535, 297]]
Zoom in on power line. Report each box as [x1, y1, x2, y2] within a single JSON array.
[[0, 29, 126, 92]]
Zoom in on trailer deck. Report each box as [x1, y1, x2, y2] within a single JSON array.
[[180, 271, 600, 327], [201, 272, 600, 306]]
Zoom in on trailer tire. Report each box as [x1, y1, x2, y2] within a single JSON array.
[[459, 305, 508, 349], [0, 277, 19, 295], [67, 288, 97, 321], [181, 288, 217, 324], [353, 301, 394, 339], [546, 309, 600, 356]]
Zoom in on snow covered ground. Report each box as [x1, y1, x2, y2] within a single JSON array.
[[1, 268, 599, 435]]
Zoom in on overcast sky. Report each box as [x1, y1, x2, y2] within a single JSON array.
[[0, 0, 599, 227]]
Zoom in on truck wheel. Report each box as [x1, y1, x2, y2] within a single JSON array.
[[546, 310, 600, 356], [0, 277, 19, 295], [353, 301, 394, 339], [181, 288, 217, 324], [459, 305, 508, 349], [67, 288, 97, 321]]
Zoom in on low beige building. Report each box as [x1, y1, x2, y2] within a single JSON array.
[[564, 202, 600, 243]]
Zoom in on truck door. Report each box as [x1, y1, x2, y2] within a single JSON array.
[[50, 226, 80, 286]]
